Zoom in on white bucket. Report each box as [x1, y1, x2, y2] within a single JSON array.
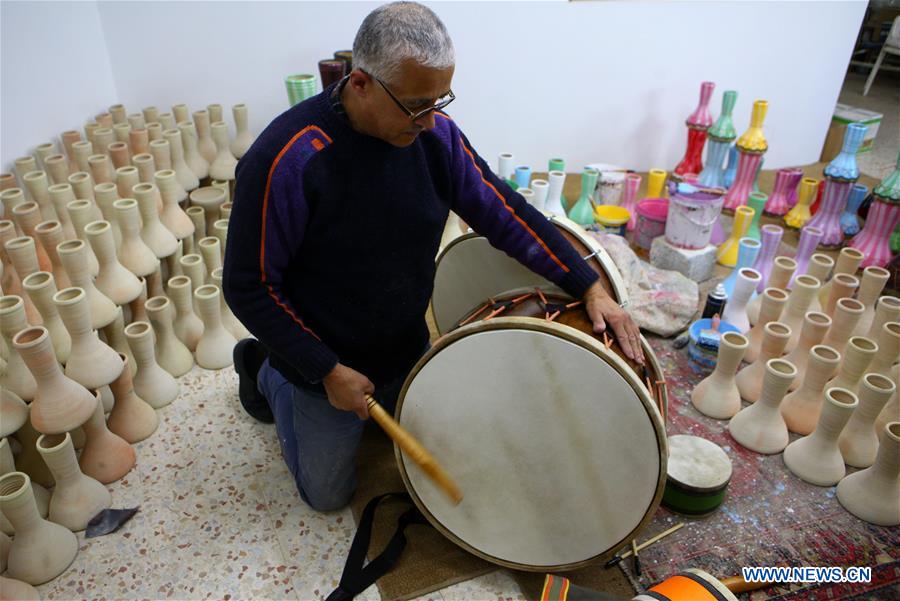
[[665, 189, 725, 249]]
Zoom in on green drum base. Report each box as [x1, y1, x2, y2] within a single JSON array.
[[662, 480, 727, 516]]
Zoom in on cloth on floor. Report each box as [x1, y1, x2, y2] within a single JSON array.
[[587, 232, 699, 337]]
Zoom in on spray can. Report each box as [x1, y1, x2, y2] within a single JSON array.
[[702, 283, 727, 319]]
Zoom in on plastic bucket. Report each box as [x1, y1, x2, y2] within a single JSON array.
[[687, 318, 740, 374], [665, 189, 725, 250], [634, 198, 669, 250], [593, 205, 630, 236]]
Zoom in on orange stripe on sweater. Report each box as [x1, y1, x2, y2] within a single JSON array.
[[260, 125, 332, 340], [458, 135, 568, 272]]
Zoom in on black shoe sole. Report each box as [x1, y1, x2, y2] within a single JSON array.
[[233, 340, 275, 423]]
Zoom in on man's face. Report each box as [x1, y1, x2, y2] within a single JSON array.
[[357, 60, 455, 147]]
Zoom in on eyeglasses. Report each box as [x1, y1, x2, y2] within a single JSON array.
[[364, 70, 455, 121]]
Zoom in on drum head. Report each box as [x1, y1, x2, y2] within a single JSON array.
[[396, 318, 666, 570], [667, 435, 732, 492], [432, 215, 628, 335]]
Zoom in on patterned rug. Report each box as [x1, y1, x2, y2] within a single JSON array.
[[620, 337, 900, 600]]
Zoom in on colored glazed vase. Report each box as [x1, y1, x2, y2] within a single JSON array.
[[784, 178, 818, 229], [840, 184, 868, 236], [850, 152, 900, 268], [723, 144, 739, 189], [514, 166, 531, 190], [806, 178, 854, 247], [780, 344, 842, 435], [674, 81, 714, 176], [646, 169, 668, 199], [784, 387, 858, 486], [737, 322, 792, 402], [745, 192, 766, 241], [730, 359, 796, 453], [621, 173, 641, 232], [723, 100, 768, 210], [716, 205, 754, 267], [750, 224, 783, 293], [765, 168, 803, 216], [691, 332, 749, 419], [721, 238, 760, 299], [698, 90, 737, 189], [836, 421, 900, 526], [568, 168, 598, 226], [721, 268, 761, 333], [788, 226, 824, 288], [838, 373, 895, 468]]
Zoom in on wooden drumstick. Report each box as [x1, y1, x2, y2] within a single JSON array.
[[365, 394, 464, 505], [720, 575, 778, 594]]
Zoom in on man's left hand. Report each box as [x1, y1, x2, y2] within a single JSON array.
[[584, 281, 645, 364]]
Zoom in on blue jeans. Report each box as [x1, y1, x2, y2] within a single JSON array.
[[256, 359, 406, 512]]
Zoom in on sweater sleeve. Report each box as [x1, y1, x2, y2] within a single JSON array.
[[433, 114, 600, 299], [222, 128, 339, 383]]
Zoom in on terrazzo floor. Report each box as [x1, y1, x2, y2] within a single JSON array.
[[34, 364, 527, 601]]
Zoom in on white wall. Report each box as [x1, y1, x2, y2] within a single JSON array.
[[0, 1, 118, 171], [3, 1, 868, 177]]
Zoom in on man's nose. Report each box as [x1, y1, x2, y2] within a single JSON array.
[[415, 111, 437, 131]]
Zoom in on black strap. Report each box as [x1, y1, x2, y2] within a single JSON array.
[[326, 492, 428, 601]]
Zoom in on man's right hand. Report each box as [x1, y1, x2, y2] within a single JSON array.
[[322, 363, 375, 420]]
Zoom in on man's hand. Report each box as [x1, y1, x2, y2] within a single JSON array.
[[323, 363, 375, 419], [584, 281, 645, 364]]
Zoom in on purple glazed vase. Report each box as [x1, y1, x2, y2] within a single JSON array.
[[789, 226, 824, 288], [765, 168, 804, 216], [752, 224, 784, 292]]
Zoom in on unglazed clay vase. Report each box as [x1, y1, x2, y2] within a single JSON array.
[[210, 268, 250, 340], [736, 322, 791, 402], [21, 272, 70, 363], [0, 575, 41, 600], [180, 253, 207, 298], [721, 268, 760, 333], [0, 296, 37, 400], [167, 276, 203, 351], [36, 432, 110, 531], [179, 121, 209, 180], [838, 373, 896, 468], [691, 332, 748, 419], [63, 199, 101, 276], [866, 296, 900, 340], [124, 321, 178, 408], [53, 287, 124, 389], [804, 253, 834, 314], [12, 326, 94, 434], [194, 285, 237, 369], [101, 306, 135, 376], [827, 335, 878, 394], [747, 256, 796, 326], [155, 170, 194, 241], [115, 165, 139, 199], [817, 247, 864, 307], [209, 121, 237, 181], [822, 273, 859, 318], [783, 387, 858, 486], [0, 437, 51, 524], [0, 472, 78, 584], [874, 363, 898, 437], [85, 220, 142, 305], [113, 199, 159, 278], [11, 204, 53, 273], [782, 312, 832, 392], [729, 359, 796, 454], [192, 109, 218, 164], [212, 220, 228, 255], [21, 172, 57, 223], [781, 275, 821, 353], [33, 221, 70, 290], [189, 187, 227, 234], [852, 267, 891, 336], [821, 298, 864, 358], [128, 277, 149, 324], [163, 128, 199, 192], [92, 183, 123, 248], [78, 392, 136, 484], [869, 321, 900, 377], [184, 206, 205, 254], [837, 422, 900, 526], [132, 183, 178, 259], [4, 236, 45, 323], [744, 288, 789, 363], [145, 296, 193, 377], [0, 390, 28, 437], [57, 239, 116, 330], [198, 237, 223, 276], [9, 421, 55, 489], [780, 344, 842, 435], [107, 353, 159, 443]]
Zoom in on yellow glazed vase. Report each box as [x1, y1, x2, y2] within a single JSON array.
[[717, 206, 755, 267], [784, 178, 818, 229]]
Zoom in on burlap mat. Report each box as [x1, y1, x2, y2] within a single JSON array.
[[349, 425, 638, 601]]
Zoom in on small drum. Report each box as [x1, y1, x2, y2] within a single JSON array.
[[395, 220, 670, 571], [662, 435, 732, 516]]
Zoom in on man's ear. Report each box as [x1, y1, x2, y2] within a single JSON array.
[[347, 69, 372, 97]]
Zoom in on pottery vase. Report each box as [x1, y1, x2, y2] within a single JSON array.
[[783, 387, 858, 486], [113, 199, 159, 278], [827, 335, 878, 395], [45, 183, 77, 239], [36, 432, 110, 531], [0, 472, 78, 584], [716, 205, 754, 267], [85, 220, 142, 306], [194, 285, 237, 369], [765, 168, 803, 216], [56, 239, 115, 330], [780, 344, 842, 435], [144, 295, 193, 377], [189, 187, 227, 234], [788, 226, 825, 289], [167, 275, 204, 352], [132, 183, 178, 259], [744, 288, 789, 363], [723, 100, 768, 210], [747, 256, 795, 327], [691, 332, 748, 419], [163, 128, 199, 193], [209, 122, 237, 181], [720, 238, 760, 300], [107, 353, 159, 443], [192, 109, 218, 164], [782, 312, 832, 391], [838, 373, 895, 468], [78, 392, 135, 484], [730, 358, 796, 453], [750, 225, 783, 293], [781, 275, 821, 352], [33, 221, 70, 290], [852, 267, 892, 336], [21, 272, 70, 363], [869, 321, 900, 378], [101, 306, 135, 376], [0, 296, 38, 400], [230, 103, 254, 159], [721, 268, 760, 333], [836, 421, 900, 526], [568, 169, 598, 227], [63, 199, 101, 275], [821, 298, 865, 357], [840, 184, 867, 237], [53, 286, 124, 389], [737, 322, 791, 402], [784, 178, 818, 230], [124, 321, 179, 409], [179, 121, 209, 180]]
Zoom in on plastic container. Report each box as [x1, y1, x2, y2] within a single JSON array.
[[593, 205, 630, 236], [687, 318, 741, 373], [665, 185, 725, 249], [634, 198, 669, 250]]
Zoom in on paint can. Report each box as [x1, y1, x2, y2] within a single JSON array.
[[593, 205, 630, 236], [634, 198, 669, 250], [665, 185, 725, 249]]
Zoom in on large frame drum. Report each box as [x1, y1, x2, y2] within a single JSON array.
[[394, 217, 668, 571]]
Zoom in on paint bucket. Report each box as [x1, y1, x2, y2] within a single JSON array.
[[634, 198, 668, 250], [665, 186, 725, 249], [687, 318, 740, 374], [593, 205, 630, 236]]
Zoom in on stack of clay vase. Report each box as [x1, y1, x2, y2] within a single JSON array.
[[0, 101, 255, 588]]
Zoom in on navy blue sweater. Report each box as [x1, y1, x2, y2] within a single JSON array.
[[222, 87, 599, 392]]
